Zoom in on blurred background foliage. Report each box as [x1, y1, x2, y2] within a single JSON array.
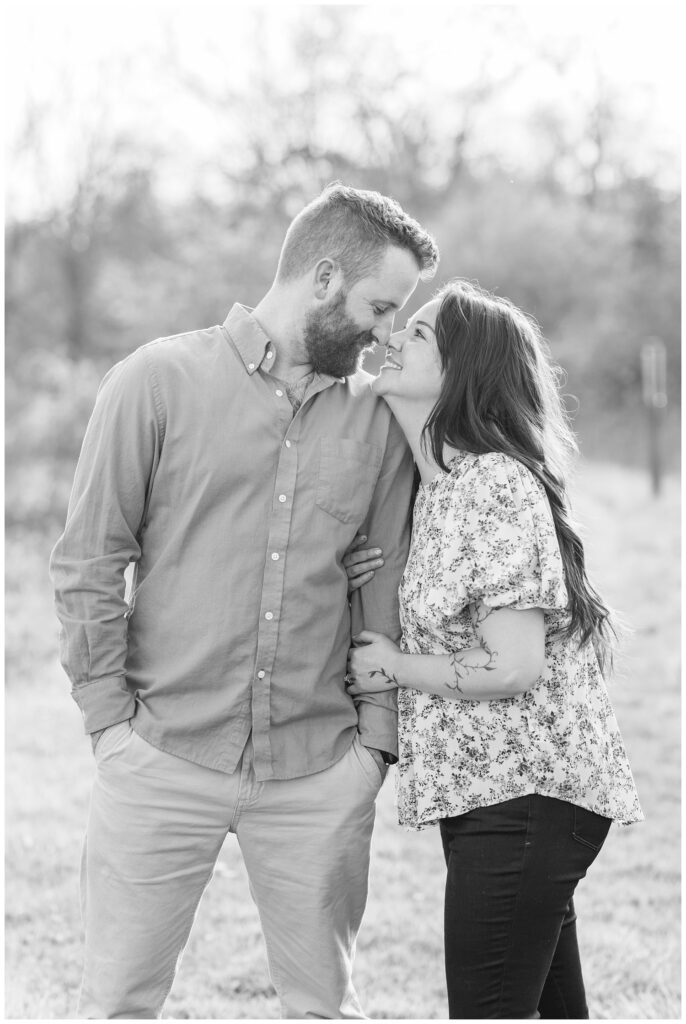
[[5, 4, 681, 536]]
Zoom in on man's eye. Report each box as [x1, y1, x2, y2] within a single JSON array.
[[373, 306, 386, 316]]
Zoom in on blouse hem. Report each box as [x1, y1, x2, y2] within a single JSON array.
[[399, 787, 644, 832]]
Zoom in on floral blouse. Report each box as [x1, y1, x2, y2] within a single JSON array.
[[396, 450, 643, 830]]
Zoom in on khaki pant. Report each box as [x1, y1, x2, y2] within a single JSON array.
[[78, 720, 385, 1019]]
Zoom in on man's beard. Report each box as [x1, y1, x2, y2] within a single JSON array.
[[303, 291, 377, 378]]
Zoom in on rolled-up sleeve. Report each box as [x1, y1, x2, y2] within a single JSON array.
[[350, 415, 414, 757], [49, 346, 164, 733]]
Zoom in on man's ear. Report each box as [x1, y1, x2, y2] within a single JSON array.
[[312, 258, 338, 300]]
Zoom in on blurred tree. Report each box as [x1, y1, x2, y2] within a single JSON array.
[[165, 5, 527, 223], [6, 65, 164, 362], [5, 3, 681, 526]]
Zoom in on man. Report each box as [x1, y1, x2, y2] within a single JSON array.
[[50, 182, 438, 1018]]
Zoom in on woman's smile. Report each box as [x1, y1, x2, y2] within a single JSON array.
[[380, 353, 403, 371]]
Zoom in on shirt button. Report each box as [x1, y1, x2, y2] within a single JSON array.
[[266, 351, 273, 359], [275, 389, 284, 397], [257, 670, 266, 679], [248, 362, 255, 370], [285, 440, 292, 448], [278, 494, 287, 503], [265, 612, 274, 620], [271, 552, 280, 560]]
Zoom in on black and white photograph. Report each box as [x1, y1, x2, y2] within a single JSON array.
[[4, 2, 681, 1019]]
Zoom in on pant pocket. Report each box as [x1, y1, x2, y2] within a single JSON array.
[[94, 719, 133, 765], [351, 734, 385, 788], [571, 804, 612, 852]]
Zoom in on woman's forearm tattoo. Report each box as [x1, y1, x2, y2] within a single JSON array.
[[469, 601, 495, 628], [370, 667, 400, 687], [446, 640, 498, 693]]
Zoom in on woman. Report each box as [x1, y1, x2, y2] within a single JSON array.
[[344, 280, 642, 1019]]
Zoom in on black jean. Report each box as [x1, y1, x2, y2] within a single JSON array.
[[440, 794, 611, 1019]]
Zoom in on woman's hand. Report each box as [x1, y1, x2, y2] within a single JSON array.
[[344, 534, 384, 594], [346, 630, 401, 695]]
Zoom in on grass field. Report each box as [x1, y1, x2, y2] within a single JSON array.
[[4, 459, 680, 1019]]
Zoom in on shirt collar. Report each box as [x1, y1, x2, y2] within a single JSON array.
[[222, 303, 274, 375], [222, 303, 345, 385]]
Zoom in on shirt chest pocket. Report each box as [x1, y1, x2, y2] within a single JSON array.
[[316, 437, 383, 525]]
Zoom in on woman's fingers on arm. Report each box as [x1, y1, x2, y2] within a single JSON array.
[[343, 534, 368, 561], [352, 629, 388, 645], [348, 570, 375, 592], [343, 547, 384, 572], [344, 547, 384, 592]]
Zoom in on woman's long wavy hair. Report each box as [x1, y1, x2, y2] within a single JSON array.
[[423, 279, 615, 672]]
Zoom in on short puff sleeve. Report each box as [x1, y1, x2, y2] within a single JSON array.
[[427, 453, 569, 619]]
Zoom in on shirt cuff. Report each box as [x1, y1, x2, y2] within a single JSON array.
[[356, 699, 399, 759], [71, 677, 136, 734]]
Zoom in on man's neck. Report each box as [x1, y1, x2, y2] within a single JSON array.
[[252, 289, 313, 382]]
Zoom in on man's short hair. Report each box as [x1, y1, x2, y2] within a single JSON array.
[[275, 182, 439, 285]]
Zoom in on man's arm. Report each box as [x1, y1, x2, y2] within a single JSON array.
[[350, 414, 414, 759], [49, 346, 164, 739]]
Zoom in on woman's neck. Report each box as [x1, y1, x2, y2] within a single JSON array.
[[382, 395, 456, 486]]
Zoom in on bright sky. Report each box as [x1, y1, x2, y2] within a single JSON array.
[[4, 1, 682, 211]]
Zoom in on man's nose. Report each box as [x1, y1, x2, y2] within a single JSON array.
[[373, 323, 393, 347]]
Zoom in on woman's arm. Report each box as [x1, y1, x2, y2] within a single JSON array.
[[347, 602, 546, 702]]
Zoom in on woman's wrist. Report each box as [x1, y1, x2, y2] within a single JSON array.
[[390, 650, 409, 688]]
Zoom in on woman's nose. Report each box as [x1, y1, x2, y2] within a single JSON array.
[[387, 330, 404, 352]]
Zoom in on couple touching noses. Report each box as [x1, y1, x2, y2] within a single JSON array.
[[51, 181, 640, 1021]]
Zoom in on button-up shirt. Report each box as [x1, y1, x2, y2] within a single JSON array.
[[49, 304, 414, 780]]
